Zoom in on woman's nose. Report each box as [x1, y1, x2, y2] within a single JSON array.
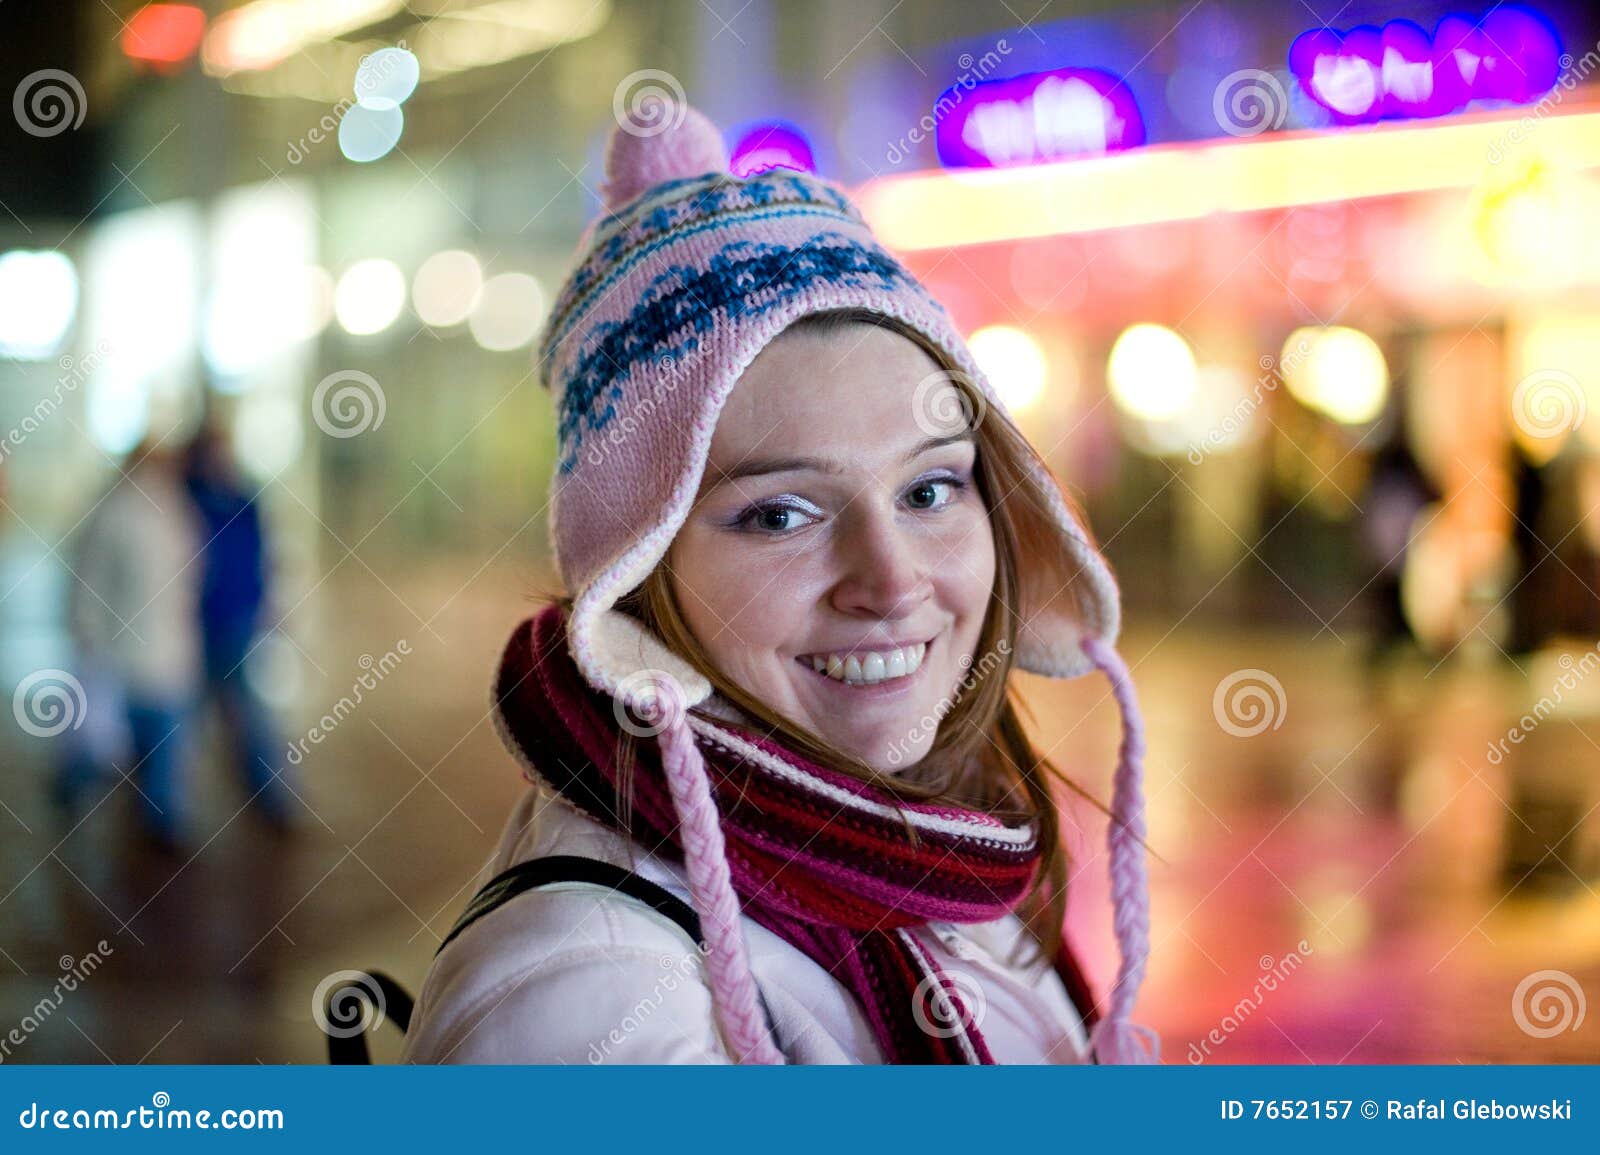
[[828, 506, 932, 620]]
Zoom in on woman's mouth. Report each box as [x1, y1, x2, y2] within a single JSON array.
[[794, 639, 930, 689]]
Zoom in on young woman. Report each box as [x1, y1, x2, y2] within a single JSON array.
[[398, 100, 1159, 1065]]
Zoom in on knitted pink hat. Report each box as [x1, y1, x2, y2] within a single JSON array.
[[532, 97, 1159, 1065]]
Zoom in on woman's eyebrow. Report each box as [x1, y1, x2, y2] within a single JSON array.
[[705, 432, 973, 489]]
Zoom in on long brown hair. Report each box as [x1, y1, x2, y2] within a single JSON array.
[[538, 308, 1111, 970]]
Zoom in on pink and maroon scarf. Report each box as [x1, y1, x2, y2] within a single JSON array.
[[491, 603, 1101, 1063]]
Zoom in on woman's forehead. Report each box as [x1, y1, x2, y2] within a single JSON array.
[[729, 319, 947, 412], [711, 324, 952, 449], [702, 418, 973, 504]]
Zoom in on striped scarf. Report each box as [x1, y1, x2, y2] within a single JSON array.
[[491, 603, 1101, 1063]]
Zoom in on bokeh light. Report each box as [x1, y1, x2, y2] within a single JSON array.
[[967, 324, 1046, 415], [468, 272, 544, 351], [338, 102, 404, 162], [1283, 326, 1388, 424], [354, 45, 419, 109], [1108, 323, 1197, 421], [0, 250, 78, 359], [334, 258, 406, 335], [412, 250, 483, 328]]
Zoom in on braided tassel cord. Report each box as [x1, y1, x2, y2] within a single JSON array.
[[1079, 637, 1162, 1065], [647, 690, 786, 1065]]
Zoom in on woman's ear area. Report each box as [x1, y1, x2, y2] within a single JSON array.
[[660, 533, 688, 602]]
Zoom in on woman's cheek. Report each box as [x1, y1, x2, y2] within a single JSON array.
[[937, 507, 997, 582], [700, 539, 815, 627]]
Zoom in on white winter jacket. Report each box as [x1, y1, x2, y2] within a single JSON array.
[[400, 780, 1095, 1065], [68, 469, 202, 700]]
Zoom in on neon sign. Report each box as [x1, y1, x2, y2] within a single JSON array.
[[729, 122, 816, 178], [1289, 5, 1562, 124], [935, 68, 1145, 168]]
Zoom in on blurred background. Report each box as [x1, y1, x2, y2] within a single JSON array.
[[1, 0, 1597, 1064]]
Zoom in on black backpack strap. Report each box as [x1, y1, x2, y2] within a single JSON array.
[[437, 854, 703, 957], [324, 970, 414, 1065], [435, 853, 781, 1057]]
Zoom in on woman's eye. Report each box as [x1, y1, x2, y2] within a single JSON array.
[[737, 503, 817, 534], [905, 476, 966, 511]]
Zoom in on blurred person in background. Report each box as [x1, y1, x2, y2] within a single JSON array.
[[55, 435, 203, 853], [183, 416, 299, 832], [1359, 404, 1440, 666], [1506, 440, 1555, 657]]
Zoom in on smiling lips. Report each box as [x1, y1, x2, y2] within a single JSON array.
[[797, 641, 928, 686]]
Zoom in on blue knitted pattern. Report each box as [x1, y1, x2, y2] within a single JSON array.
[[556, 230, 932, 474], [541, 170, 863, 373]]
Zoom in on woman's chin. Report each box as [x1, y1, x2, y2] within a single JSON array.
[[822, 724, 934, 775]]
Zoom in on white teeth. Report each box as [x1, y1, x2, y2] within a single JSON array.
[[802, 641, 927, 686]]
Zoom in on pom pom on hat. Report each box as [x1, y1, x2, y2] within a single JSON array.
[[600, 96, 730, 213]]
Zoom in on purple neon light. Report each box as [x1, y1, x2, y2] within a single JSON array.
[[729, 122, 816, 177], [934, 67, 1146, 168], [1289, 5, 1562, 125]]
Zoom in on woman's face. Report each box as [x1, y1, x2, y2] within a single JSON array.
[[667, 321, 997, 772]]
